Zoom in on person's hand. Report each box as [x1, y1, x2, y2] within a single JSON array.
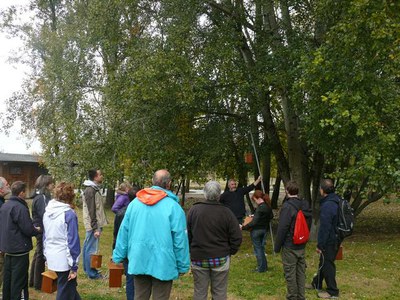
[[94, 230, 101, 238], [34, 226, 41, 232], [68, 271, 77, 281], [316, 248, 322, 254], [254, 176, 262, 185]]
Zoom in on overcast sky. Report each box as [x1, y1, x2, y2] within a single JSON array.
[[0, 0, 41, 154]]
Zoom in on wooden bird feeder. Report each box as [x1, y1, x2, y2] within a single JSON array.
[[244, 152, 253, 164], [91, 253, 103, 268], [108, 261, 125, 288], [41, 270, 58, 294]]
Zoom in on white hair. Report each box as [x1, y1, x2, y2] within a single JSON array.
[[0, 177, 5, 189], [203, 181, 221, 201]]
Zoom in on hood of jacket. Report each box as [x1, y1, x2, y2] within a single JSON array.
[[83, 180, 100, 190], [136, 186, 178, 206], [45, 199, 71, 220], [320, 192, 340, 206]]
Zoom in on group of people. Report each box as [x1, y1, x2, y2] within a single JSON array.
[[0, 169, 342, 300], [0, 175, 81, 300]]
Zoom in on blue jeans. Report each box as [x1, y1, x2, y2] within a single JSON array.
[[251, 228, 268, 272], [123, 260, 134, 300], [83, 230, 101, 279]]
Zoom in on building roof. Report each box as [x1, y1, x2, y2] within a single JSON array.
[[0, 153, 40, 163]]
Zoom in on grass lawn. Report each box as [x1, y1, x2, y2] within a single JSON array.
[[28, 199, 400, 299]]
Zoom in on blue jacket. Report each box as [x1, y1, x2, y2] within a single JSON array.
[[113, 186, 190, 281], [318, 193, 339, 250]]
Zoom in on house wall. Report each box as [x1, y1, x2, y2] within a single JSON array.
[[0, 162, 48, 197]]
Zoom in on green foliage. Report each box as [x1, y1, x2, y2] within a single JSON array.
[[1, 0, 399, 211], [299, 0, 400, 212]]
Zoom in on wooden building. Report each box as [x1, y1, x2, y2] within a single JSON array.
[[0, 153, 48, 197]]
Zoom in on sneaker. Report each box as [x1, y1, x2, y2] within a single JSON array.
[[318, 291, 338, 299]]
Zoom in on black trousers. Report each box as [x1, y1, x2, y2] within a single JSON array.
[[3, 253, 29, 300], [29, 235, 45, 290], [56, 271, 81, 300], [312, 243, 340, 297]]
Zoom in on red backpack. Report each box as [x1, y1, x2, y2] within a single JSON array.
[[288, 201, 309, 245]]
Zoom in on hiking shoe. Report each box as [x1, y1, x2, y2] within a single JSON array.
[[318, 291, 338, 299]]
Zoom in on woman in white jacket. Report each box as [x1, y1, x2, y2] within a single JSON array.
[[43, 182, 81, 300]]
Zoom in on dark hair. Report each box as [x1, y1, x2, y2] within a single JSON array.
[[252, 190, 271, 207], [320, 179, 335, 194], [34, 175, 54, 193], [55, 182, 76, 208], [286, 181, 299, 195], [11, 181, 26, 196], [128, 186, 140, 201], [88, 169, 98, 181]]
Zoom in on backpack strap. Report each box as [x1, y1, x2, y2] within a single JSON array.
[[286, 198, 304, 211], [286, 200, 300, 233]]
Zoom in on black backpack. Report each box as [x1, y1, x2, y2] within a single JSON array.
[[334, 197, 355, 241]]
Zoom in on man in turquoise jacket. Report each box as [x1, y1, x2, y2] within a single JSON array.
[[113, 169, 190, 300]]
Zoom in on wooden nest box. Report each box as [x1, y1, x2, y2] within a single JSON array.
[[91, 253, 103, 268], [109, 261, 125, 288], [41, 270, 58, 294]]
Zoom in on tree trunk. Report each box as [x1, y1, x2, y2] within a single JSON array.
[[106, 187, 115, 208], [262, 145, 271, 194], [180, 178, 186, 208], [311, 151, 325, 220], [271, 174, 282, 209], [280, 90, 311, 201], [260, 99, 290, 184], [185, 177, 190, 193]]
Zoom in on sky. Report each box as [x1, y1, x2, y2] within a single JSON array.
[[0, 0, 41, 154]]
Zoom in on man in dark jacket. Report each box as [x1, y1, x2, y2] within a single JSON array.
[[187, 181, 242, 300], [274, 181, 312, 300], [220, 176, 262, 224], [0, 181, 40, 300], [310, 179, 340, 299], [0, 177, 11, 294]]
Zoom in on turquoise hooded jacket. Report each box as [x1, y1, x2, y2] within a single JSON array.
[[113, 186, 190, 280]]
